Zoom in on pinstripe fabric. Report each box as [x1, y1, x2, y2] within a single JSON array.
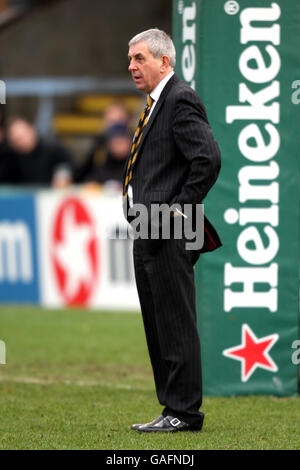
[[133, 237, 202, 424], [126, 74, 221, 426], [123, 95, 153, 201]]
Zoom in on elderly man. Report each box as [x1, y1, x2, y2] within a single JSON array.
[[123, 29, 221, 433]]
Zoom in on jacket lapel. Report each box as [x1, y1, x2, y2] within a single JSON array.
[[136, 73, 179, 153], [122, 73, 180, 184]]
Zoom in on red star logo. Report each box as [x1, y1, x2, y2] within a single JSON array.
[[223, 324, 279, 382]]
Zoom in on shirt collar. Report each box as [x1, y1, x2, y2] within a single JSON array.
[[150, 70, 175, 103]]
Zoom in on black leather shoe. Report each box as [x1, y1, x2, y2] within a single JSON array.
[[131, 414, 164, 430], [137, 414, 204, 433]]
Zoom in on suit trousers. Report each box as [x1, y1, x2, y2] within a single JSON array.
[[133, 235, 203, 427]]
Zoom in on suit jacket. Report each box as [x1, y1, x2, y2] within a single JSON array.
[[123, 73, 222, 253]]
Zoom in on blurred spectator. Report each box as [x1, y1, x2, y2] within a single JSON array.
[[6, 117, 73, 188], [0, 125, 9, 183], [0, 121, 18, 184], [82, 123, 131, 190], [75, 102, 131, 183], [104, 102, 130, 127]]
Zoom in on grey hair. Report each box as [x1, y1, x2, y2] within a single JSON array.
[[129, 28, 176, 68]]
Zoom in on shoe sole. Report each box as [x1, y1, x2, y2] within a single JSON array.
[[137, 426, 203, 433]]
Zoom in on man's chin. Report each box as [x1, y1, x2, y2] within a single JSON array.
[[135, 83, 146, 92], [132, 79, 146, 92]]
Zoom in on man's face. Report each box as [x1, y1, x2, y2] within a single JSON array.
[[108, 135, 131, 160], [7, 120, 37, 154], [128, 41, 164, 94]]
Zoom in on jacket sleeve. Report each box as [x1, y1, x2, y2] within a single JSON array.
[[171, 89, 221, 206]]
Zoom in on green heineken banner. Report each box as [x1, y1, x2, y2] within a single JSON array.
[[173, 0, 300, 395]]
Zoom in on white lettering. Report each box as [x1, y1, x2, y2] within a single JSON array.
[[0, 221, 33, 283], [182, 44, 196, 84], [224, 263, 278, 311], [238, 205, 278, 227], [239, 45, 281, 84], [181, 2, 196, 89], [238, 123, 280, 162], [240, 3, 281, 45], [238, 161, 279, 203], [237, 225, 279, 265], [182, 2, 196, 43], [226, 81, 280, 124]]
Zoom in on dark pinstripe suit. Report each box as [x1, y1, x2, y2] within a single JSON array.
[[124, 73, 221, 426]]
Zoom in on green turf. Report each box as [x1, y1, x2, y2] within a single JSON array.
[[0, 306, 299, 450]]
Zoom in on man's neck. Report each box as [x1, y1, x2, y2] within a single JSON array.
[[149, 69, 174, 95], [159, 68, 173, 83], [150, 70, 174, 96]]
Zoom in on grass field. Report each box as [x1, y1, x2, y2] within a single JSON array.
[[0, 306, 299, 450]]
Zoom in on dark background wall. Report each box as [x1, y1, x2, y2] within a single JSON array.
[[0, 0, 173, 77], [0, 0, 173, 158]]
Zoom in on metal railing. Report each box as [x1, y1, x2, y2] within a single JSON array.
[[4, 76, 141, 135]]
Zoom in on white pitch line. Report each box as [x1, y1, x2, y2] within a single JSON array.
[[0, 375, 153, 391]]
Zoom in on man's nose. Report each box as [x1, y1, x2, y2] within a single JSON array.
[[128, 60, 136, 72]]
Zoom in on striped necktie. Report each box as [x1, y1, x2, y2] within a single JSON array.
[[123, 95, 153, 200]]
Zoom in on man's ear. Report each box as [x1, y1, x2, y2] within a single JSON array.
[[161, 54, 171, 71]]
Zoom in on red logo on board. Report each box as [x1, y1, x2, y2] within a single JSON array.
[[51, 197, 99, 307], [223, 324, 279, 382]]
